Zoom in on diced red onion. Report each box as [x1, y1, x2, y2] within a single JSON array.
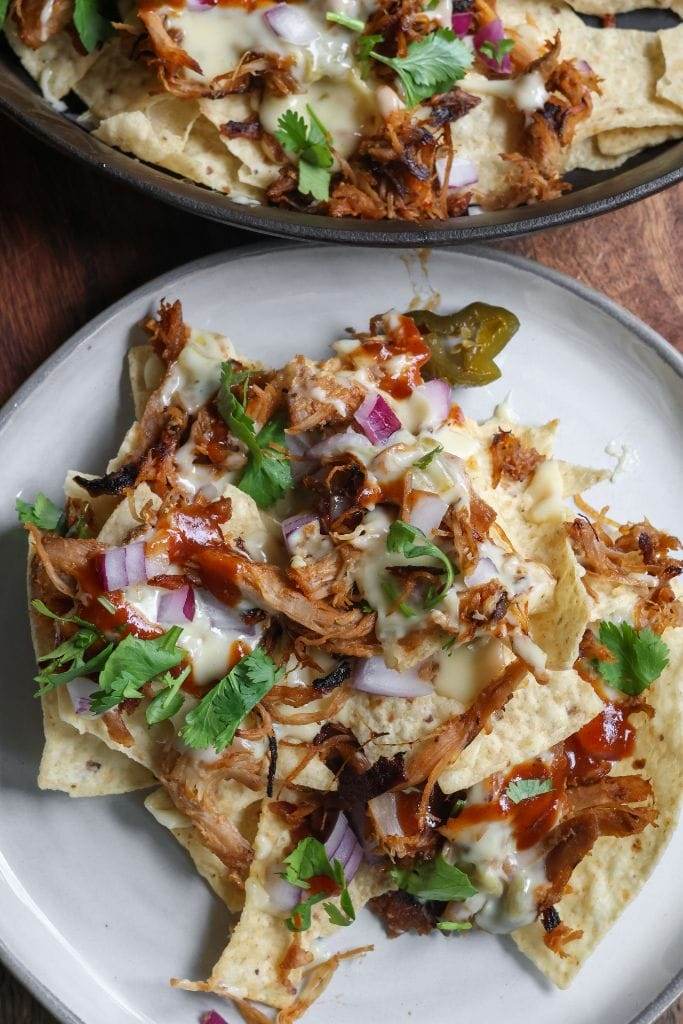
[[99, 541, 152, 592], [265, 865, 301, 914], [413, 377, 451, 429], [309, 428, 373, 461], [352, 657, 433, 698], [343, 842, 363, 884], [408, 493, 448, 535], [200, 1012, 229, 1024], [195, 591, 262, 636], [323, 811, 350, 861], [368, 791, 404, 838], [464, 556, 498, 588], [354, 393, 402, 445], [187, 0, 217, 8], [281, 513, 320, 553], [474, 18, 512, 74], [66, 677, 99, 716], [436, 156, 479, 190], [331, 828, 358, 868], [451, 11, 473, 36], [157, 585, 196, 624], [576, 59, 593, 75], [263, 3, 319, 44]]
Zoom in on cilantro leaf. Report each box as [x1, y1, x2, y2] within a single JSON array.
[[436, 920, 472, 932], [390, 855, 476, 902], [381, 575, 416, 618], [413, 443, 444, 470], [16, 493, 65, 533], [594, 620, 669, 696], [217, 362, 293, 508], [89, 627, 184, 714], [478, 37, 514, 66], [0, 0, 9, 29], [370, 29, 473, 107], [505, 777, 553, 804], [275, 106, 333, 202], [73, 0, 113, 53], [282, 836, 356, 931], [180, 647, 282, 752], [326, 10, 364, 31], [31, 600, 113, 695], [386, 519, 455, 608], [145, 666, 191, 726], [357, 32, 383, 75]]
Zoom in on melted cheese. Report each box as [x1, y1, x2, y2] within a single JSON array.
[[434, 637, 508, 704], [464, 70, 549, 114], [525, 460, 565, 524], [159, 330, 234, 414], [434, 423, 480, 460]]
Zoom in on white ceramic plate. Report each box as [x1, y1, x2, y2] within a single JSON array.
[[1, 244, 681, 1024]]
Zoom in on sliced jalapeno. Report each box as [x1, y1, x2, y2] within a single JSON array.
[[408, 302, 520, 387]]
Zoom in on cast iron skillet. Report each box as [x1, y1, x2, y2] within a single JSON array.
[[1, 9, 681, 245]]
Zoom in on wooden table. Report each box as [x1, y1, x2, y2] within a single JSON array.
[[0, 110, 681, 1023]]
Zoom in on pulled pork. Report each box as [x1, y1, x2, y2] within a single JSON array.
[[490, 430, 544, 488]]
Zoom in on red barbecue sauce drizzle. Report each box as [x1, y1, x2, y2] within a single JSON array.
[[446, 703, 639, 850], [358, 315, 431, 400]]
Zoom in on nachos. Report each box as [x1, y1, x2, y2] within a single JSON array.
[[4, 0, 683, 219], [19, 298, 682, 1018]]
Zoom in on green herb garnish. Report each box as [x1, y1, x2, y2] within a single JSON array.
[[386, 519, 455, 608], [326, 11, 364, 31], [180, 648, 282, 752], [436, 920, 472, 932], [282, 836, 355, 932], [217, 362, 292, 509], [370, 29, 472, 107], [16, 493, 65, 533], [505, 777, 553, 804], [73, 0, 114, 53], [391, 855, 476, 902], [478, 37, 514, 66], [413, 443, 444, 470], [31, 601, 113, 696], [381, 575, 416, 618], [145, 666, 191, 726], [275, 107, 334, 202], [593, 621, 669, 696], [89, 627, 185, 714]]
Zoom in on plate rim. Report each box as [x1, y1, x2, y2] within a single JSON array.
[[0, 241, 681, 1024], [1, 57, 683, 247]]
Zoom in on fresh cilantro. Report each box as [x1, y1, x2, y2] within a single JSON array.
[[282, 836, 355, 932], [16, 493, 65, 533], [505, 777, 553, 804], [275, 107, 333, 202], [146, 666, 191, 726], [97, 596, 117, 614], [391, 855, 476, 902], [436, 920, 472, 932], [593, 620, 669, 696], [370, 29, 473, 107], [66, 513, 92, 539], [413, 443, 444, 470], [0, 0, 9, 29], [478, 37, 514, 66], [180, 647, 282, 752], [426, 0, 439, 8], [450, 796, 466, 816], [217, 362, 292, 509], [326, 10, 364, 31], [31, 601, 113, 696], [89, 627, 184, 714], [386, 519, 455, 608], [73, 0, 113, 52], [357, 32, 383, 75]]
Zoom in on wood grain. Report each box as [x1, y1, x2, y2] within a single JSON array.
[[0, 110, 681, 1024]]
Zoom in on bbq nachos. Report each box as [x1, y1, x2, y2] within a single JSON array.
[[19, 298, 682, 1017], [3, 0, 683, 220]]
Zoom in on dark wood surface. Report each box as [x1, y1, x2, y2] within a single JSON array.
[[0, 110, 681, 1023]]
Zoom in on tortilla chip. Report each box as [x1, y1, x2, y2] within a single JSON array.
[[4, 20, 97, 103], [657, 23, 683, 110], [93, 101, 247, 196], [438, 667, 603, 793], [74, 37, 160, 120], [564, 137, 634, 172], [181, 798, 389, 1009], [597, 124, 683, 156], [145, 786, 261, 913], [198, 96, 282, 191], [336, 692, 469, 763], [513, 626, 683, 985]]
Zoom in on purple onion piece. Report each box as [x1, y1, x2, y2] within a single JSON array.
[[408, 493, 448, 536], [281, 513, 320, 553], [158, 585, 196, 624], [413, 377, 451, 428], [124, 541, 147, 586], [451, 11, 473, 36], [343, 842, 363, 884], [263, 3, 319, 44], [352, 657, 433, 698], [323, 811, 350, 862], [353, 392, 402, 445], [331, 828, 357, 869], [474, 17, 512, 75], [200, 1010, 230, 1024], [66, 677, 99, 716], [99, 547, 128, 592], [436, 156, 479, 191]]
